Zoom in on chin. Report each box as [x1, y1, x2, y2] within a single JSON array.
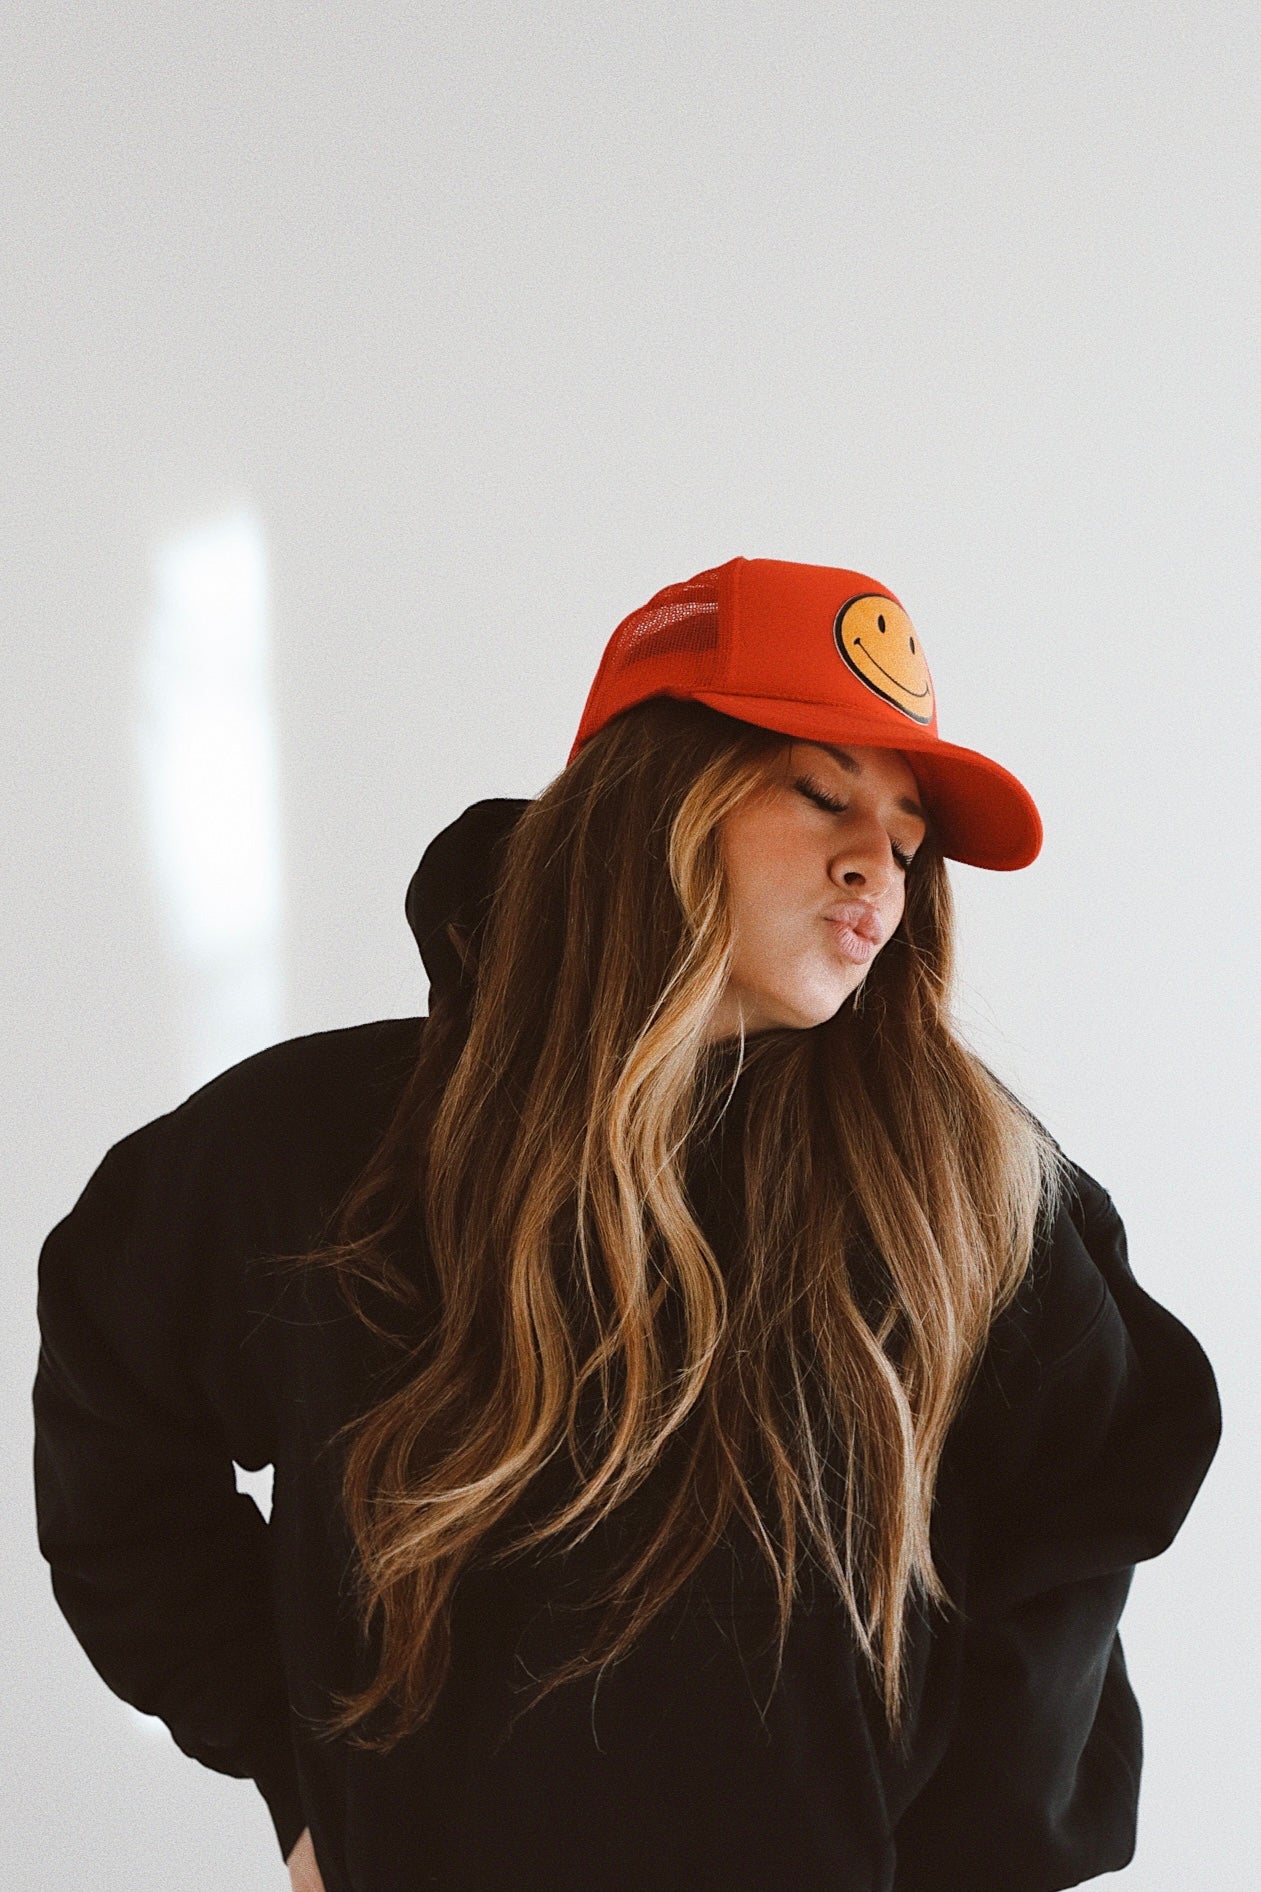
[[812, 987, 863, 1029], [725, 972, 860, 1037], [773, 987, 856, 1032]]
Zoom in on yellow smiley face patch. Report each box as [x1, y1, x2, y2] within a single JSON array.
[[833, 594, 935, 726]]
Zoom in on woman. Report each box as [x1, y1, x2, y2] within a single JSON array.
[[34, 557, 1221, 1891]]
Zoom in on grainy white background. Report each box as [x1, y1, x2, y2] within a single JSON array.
[[6, 3, 1255, 1886]]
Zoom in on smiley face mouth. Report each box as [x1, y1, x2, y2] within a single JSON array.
[[852, 638, 931, 699]]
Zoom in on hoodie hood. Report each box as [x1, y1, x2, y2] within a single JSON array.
[[406, 797, 531, 1002]]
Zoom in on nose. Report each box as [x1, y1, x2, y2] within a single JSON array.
[[831, 822, 900, 899]]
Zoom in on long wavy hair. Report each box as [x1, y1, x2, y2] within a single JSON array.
[[276, 695, 1065, 1758]]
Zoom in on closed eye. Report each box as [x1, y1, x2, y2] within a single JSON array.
[[794, 774, 917, 872], [795, 774, 847, 817]]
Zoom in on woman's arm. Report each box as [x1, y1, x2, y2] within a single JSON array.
[[32, 1105, 308, 1866], [893, 1517, 1143, 1886], [286, 1827, 327, 1891], [893, 1169, 1222, 1891]]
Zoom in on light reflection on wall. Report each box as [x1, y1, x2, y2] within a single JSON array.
[[129, 503, 280, 1661], [136, 504, 285, 1095]]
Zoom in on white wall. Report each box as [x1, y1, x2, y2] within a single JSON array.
[[7, 4, 1255, 1885]]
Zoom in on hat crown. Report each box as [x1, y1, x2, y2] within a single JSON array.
[[723, 558, 939, 737]]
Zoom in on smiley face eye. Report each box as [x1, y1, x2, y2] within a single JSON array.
[[909, 637, 916, 653], [877, 614, 886, 632]]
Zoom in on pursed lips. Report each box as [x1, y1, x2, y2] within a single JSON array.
[[822, 902, 886, 947]]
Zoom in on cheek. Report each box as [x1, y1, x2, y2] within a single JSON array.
[[882, 882, 909, 942], [723, 809, 805, 922]]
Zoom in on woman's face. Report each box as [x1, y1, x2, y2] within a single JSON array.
[[707, 742, 928, 1042]]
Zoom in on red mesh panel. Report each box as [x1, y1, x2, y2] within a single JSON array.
[[614, 571, 721, 666]]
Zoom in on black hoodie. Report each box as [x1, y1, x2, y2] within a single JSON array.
[[32, 799, 1222, 1892]]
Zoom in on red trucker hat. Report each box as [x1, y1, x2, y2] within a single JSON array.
[[566, 556, 1042, 871]]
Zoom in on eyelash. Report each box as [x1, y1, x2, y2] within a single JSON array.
[[793, 774, 916, 872]]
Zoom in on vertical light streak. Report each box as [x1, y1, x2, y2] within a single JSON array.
[[135, 504, 285, 1096]]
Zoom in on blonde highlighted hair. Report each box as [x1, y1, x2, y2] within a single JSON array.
[[276, 696, 1064, 1756]]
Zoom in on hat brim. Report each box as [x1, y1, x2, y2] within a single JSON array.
[[688, 691, 1042, 871]]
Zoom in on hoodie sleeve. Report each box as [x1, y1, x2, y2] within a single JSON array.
[[892, 1165, 1223, 1892], [31, 1099, 307, 1866]]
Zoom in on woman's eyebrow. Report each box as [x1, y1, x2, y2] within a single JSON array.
[[813, 743, 929, 826]]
